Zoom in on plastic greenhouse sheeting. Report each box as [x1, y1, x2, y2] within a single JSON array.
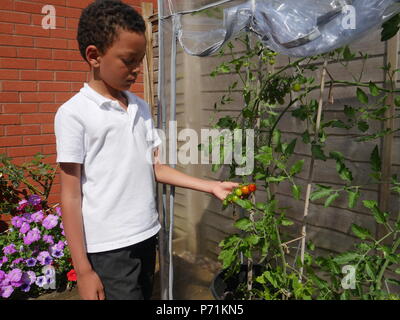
[[156, 0, 400, 300], [162, 0, 400, 57]]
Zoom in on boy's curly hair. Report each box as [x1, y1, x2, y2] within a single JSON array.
[[77, 0, 146, 62]]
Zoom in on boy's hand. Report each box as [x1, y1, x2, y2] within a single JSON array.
[[77, 269, 105, 300], [211, 181, 240, 201]]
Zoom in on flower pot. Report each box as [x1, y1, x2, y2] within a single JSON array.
[[210, 264, 264, 300]]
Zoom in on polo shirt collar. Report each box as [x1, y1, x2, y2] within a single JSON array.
[[80, 82, 139, 132]]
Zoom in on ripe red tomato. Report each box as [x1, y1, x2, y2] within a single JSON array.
[[248, 184, 256, 192], [241, 185, 250, 195]]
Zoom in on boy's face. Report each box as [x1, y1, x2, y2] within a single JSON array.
[[89, 28, 147, 92]]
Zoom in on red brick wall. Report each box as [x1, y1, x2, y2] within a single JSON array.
[[0, 0, 157, 206]]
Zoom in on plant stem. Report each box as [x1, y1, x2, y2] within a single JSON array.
[[300, 59, 328, 281]]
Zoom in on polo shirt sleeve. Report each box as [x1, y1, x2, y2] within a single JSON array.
[[54, 107, 86, 164], [146, 117, 163, 149]]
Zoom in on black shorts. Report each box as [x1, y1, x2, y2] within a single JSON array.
[[87, 234, 158, 300]]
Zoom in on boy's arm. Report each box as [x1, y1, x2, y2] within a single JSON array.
[[152, 148, 239, 200], [59, 163, 105, 300]]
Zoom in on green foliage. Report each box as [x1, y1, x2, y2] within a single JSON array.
[[209, 34, 400, 300], [0, 153, 57, 217]]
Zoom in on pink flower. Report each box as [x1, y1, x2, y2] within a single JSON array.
[[17, 199, 29, 211], [32, 210, 44, 223], [42, 214, 58, 230]]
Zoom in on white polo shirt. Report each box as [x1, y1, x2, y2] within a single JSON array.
[[54, 83, 162, 253]]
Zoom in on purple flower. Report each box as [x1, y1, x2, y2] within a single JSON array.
[[43, 235, 54, 245], [28, 194, 41, 206], [32, 210, 44, 223], [19, 245, 24, 252], [20, 222, 31, 234], [11, 216, 23, 228], [23, 228, 41, 245], [56, 240, 65, 250], [42, 214, 58, 230], [3, 244, 17, 255], [17, 199, 28, 211], [50, 245, 64, 259], [20, 283, 31, 293], [11, 258, 24, 267], [35, 276, 46, 288], [22, 271, 36, 285], [0, 270, 5, 282], [0, 256, 8, 266], [60, 222, 64, 230], [0, 285, 14, 298], [55, 206, 62, 216], [8, 268, 23, 287], [22, 213, 33, 223], [25, 257, 37, 267], [37, 251, 53, 266]]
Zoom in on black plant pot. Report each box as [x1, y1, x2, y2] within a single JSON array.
[[210, 264, 264, 300]]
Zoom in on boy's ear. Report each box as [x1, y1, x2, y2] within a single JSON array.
[[86, 45, 101, 68]]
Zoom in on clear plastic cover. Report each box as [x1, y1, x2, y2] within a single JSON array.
[[163, 0, 400, 57]]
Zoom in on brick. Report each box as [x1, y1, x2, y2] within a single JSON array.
[[34, 37, 68, 49], [71, 82, 85, 91], [37, 59, 70, 71], [66, 0, 92, 9], [55, 71, 86, 81], [55, 92, 74, 103], [8, 146, 42, 158], [39, 82, 71, 91], [21, 70, 54, 81], [15, 25, 51, 37], [67, 39, 79, 50], [20, 92, 55, 103], [0, 57, 36, 69], [42, 144, 56, 154], [39, 103, 59, 113], [66, 18, 78, 29], [0, 69, 19, 80], [0, 115, 20, 125], [70, 61, 89, 71], [0, 46, 17, 57], [12, 157, 28, 166], [17, 47, 52, 59], [0, 92, 19, 102], [1, 0, 14, 10], [0, 35, 33, 47], [54, 6, 82, 19], [35, 0, 66, 6], [6, 125, 41, 136], [14, 1, 44, 14], [0, 22, 14, 34], [23, 135, 55, 146], [21, 113, 54, 124], [50, 28, 76, 40], [2, 81, 37, 92], [52, 49, 82, 61], [2, 103, 38, 114], [41, 123, 54, 134], [0, 11, 30, 24], [0, 136, 22, 147]]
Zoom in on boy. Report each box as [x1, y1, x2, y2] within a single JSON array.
[[54, 0, 238, 300]]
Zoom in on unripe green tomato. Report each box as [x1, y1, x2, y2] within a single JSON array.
[[235, 188, 242, 196], [232, 195, 239, 202], [292, 83, 302, 92], [223, 199, 228, 206]]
